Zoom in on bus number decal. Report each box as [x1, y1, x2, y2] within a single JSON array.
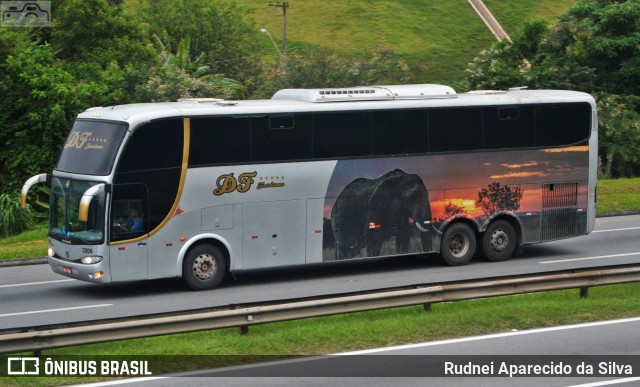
[[213, 172, 257, 196]]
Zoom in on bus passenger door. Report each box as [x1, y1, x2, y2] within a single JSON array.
[[109, 184, 149, 281]]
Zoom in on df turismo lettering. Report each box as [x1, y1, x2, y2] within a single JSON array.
[[213, 172, 286, 195]]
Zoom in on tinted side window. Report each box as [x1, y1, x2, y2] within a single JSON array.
[[429, 108, 482, 152], [372, 110, 428, 155], [483, 106, 534, 149], [313, 112, 371, 158], [117, 119, 183, 172], [251, 114, 312, 162], [190, 116, 251, 166], [114, 118, 183, 233], [535, 103, 592, 146]]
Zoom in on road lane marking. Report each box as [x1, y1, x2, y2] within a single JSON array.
[[593, 226, 640, 233], [335, 316, 640, 355], [568, 377, 640, 386], [0, 304, 112, 318], [539, 251, 640, 264], [0, 279, 75, 288]]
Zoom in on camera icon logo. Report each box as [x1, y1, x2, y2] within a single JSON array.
[[7, 357, 40, 375], [1, 1, 51, 27]]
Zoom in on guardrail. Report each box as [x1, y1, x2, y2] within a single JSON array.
[[2, 265, 640, 354]]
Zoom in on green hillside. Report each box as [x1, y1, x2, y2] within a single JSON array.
[[242, 0, 578, 86]]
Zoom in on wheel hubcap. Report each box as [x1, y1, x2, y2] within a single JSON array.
[[490, 229, 509, 252], [449, 233, 469, 257], [193, 253, 216, 281]]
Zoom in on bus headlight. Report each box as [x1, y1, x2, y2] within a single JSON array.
[[48, 246, 55, 258], [81, 256, 103, 264]]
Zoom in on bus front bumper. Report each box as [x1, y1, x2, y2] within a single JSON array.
[[48, 256, 112, 284]]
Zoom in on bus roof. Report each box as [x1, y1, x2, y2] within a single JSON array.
[[76, 85, 595, 128]]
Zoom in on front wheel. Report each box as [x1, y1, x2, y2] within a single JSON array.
[[441, 223, 476, 266], [182, 244, 226, 290], [482, 220, 516, 262]]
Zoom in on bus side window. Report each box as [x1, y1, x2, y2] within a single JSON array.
[[535, 103, 591, 146], [110, 184, 148, 242], [251, 114, 312, 162], [429, 108, 482, 152], [372, 110, 428, 156], [190, 117, 251, 166], [313, 112, 372, 158], [483, 106, 534, 149]]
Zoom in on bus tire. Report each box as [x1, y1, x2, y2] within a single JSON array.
[[441, 223, 476, 266], [182, 244, 226, 291], [482, 220, 516, 262]]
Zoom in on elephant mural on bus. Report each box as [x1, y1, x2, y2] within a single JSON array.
[[329, 169, 433, 259]]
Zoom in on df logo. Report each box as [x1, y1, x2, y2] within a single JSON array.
[[64, 131, 94, 149], [213, 172, 257, 196]]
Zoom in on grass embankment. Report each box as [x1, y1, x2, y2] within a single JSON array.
[[0, 226, 47, 261], [8, 282, 640, 386], [1, 177, 639, 261], [243, 0, 575, 85], [596, 177, 640, 213]]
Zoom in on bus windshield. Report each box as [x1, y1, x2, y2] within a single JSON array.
[[55, 120, 128, 175], [49, 177, 106, 245]]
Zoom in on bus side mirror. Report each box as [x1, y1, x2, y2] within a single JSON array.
[[21, 173, 50, 208], [78, 184, 106, 222]]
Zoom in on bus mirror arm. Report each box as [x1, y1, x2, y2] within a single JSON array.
[[21, 173, 51, 208], [78, 184, 106, 222]]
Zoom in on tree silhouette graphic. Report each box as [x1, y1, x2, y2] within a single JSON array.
[[475, 181, 523, 216]]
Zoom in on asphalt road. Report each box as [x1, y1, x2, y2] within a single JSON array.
[[1, 215, 639, 331], [81, 317, 640, 386]]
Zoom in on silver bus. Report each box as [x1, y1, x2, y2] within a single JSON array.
[[22, 84, 598, 290]]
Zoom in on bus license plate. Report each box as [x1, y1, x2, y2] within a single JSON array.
[[63, 266, 72, 274]]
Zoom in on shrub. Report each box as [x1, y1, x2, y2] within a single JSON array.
[[0, 193, 35, 238]]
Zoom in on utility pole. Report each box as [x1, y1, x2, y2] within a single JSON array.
[[268, 1, 289, 76]]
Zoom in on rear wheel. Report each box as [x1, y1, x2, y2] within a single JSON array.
[[182, 244, 226, 290], [482, 220, 516, 262], [441, 223, 476, 266]]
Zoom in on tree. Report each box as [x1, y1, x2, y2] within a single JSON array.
[[434, 201, 468, 223], [468, 1, 640, 95], [475, 182, 523, 217], [256, 48, 413, 97], [0, 44, 92, 192], [548, 0, 640, 95], [597, 94, 640, 177], [137, 36, 247, 102], [467, 0, 640, 178], [51, 0, 154, 71], [137, 0, 262, 94]]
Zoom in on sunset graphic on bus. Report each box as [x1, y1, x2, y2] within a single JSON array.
[[322, 145, 589, 260]]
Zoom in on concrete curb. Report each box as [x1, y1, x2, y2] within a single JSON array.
[[0, 256, 47, 267], [596, 210, 640, 218], [2, 211, 639, 268]]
